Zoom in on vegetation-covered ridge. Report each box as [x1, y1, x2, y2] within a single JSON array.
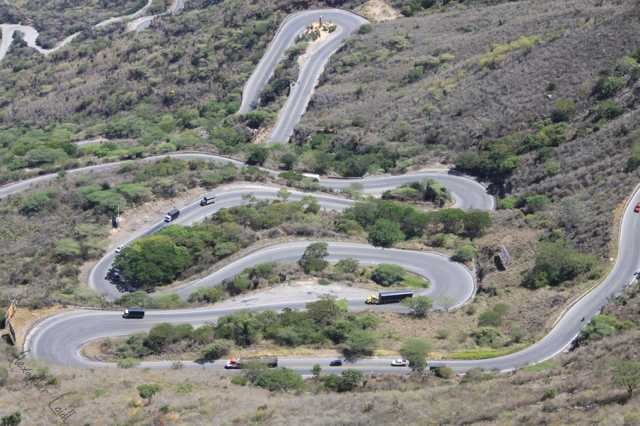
[[112, 195, 491, 291]]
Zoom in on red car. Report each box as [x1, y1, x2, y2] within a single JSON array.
[[634, 203, 640, 213]]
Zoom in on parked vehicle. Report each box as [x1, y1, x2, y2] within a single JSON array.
[[164, 208, 180, 222], [122, 307, 145, 319], [200, 195, 216, 206], [329, 359, 343, 367], [391, 359, 409, 367], [634, 202, 640, 213], [224, 356, 278, 369], [365, 290, 413, 305], [114, 245, 123, 254]]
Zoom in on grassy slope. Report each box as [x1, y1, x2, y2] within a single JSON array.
[[0, 0, 147, 42], [303, 0, 636, 156], [0, 0, 363, 126], [301, 0, 640, 253]]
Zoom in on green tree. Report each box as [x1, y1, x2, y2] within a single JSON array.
[[592, 76, 625, 99], [322, 369, 365, 392], [478, 310, 503, 327], [312, 364, 322, 379], [246, 367, 304, 392], [137, 384, 161, 401], [462, 211, 492, 239], [522, 195, 550, 214], [215, 312, 262, 347], [299, 242, 329, 273], [143, 323, 193, 353], [247, 146, 269, 165], [625, 139, 640, 172], [341, 330, 377, 360], [200, 340, 231, 362], [402, 296, 433, 318], [368, 219, 405, 247], [594, 100, 623, 121], [433, 366, 454, 379], [188, 287, 224, 304], [471, 328, 503, 348], [612, 360, 640, 400], [400, 338, 431, 373], [280, 152, 297, 170], [523, 239, 597, 288], [334, 258, 359, 274], [306, 296, 343, 326], [371, 264, 405, 286], [25, 147, 67, 166], [54, 238, 82, 261], [434, 209, 466, 234], [551, 99, 576, 123], [451, 245, 476, 263], [114, 235, 192, 289], [277, 188, 291, 201], [84, 190, 127, 215], [579, 314, 627, 342], [19, 191, 55, 216], [0, 412, 21, 426]]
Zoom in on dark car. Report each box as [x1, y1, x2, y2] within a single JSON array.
[[329, 359, 343, 367], [122, 307, 145, 319], [634, 202, 640, 213], [200, 195, 215, 206]]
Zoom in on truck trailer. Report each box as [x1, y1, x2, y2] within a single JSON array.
[[224, 356, 278, 369], [365, 290, 413, 305]]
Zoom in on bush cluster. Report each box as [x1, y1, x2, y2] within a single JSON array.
[[344, 199, 492, 247], [523, 236, 598, 289], [455, 123, 567, 183], [116, 298, 380, 361], [382, 178, 451, 206]]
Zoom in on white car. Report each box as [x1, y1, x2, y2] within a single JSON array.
[[225, 359, 240, 369], [391, 359, 409, 367], [115, 245, 123, 254]]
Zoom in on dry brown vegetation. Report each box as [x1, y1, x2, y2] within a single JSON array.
[[0, 0, 148, 44], [300, 0, 640, 253], [2, 0, 640, 423], [0, 158, 271, 307], [2, 285, 640, 425]]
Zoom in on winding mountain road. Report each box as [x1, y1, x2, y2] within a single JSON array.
[[238, 9, 368, 143], [11, 7, 637, 375], [0, 152, 494, 209]]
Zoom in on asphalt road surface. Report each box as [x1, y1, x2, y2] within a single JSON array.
[[15, 6, 633, 376], [237, 9, 368, 143], [0, 152, 493, 209]]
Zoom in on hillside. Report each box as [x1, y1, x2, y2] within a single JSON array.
[[300, 0, 640, 253], [1, 0, 640, 424], [0, 0, 150, 44], [3, 0, 635, 254], [1, 284, 639, 424]]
